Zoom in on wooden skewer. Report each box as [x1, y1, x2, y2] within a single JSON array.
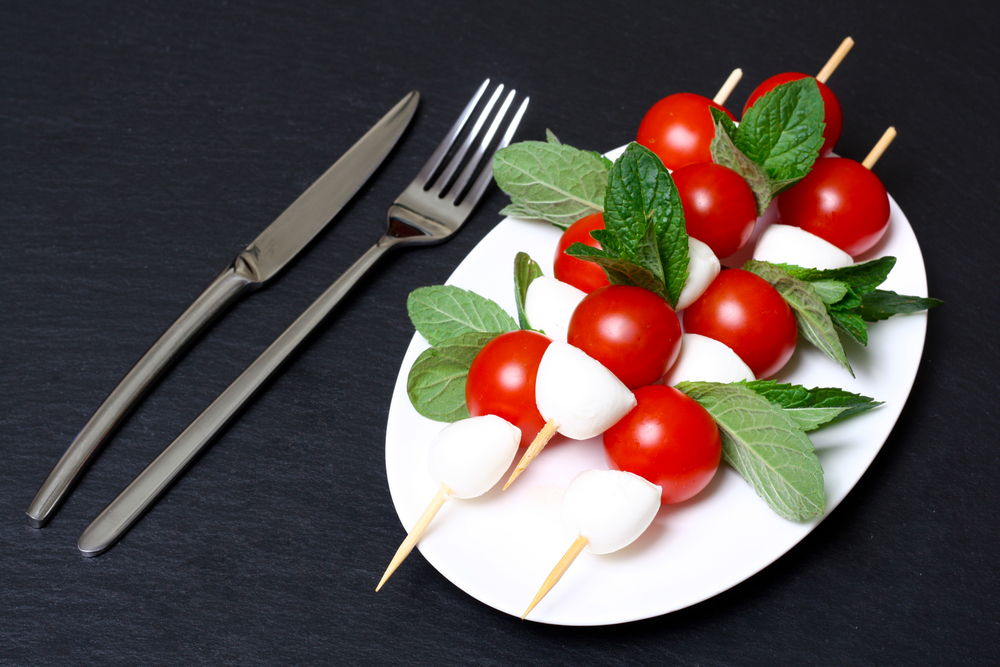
[[522, 535, 589, 619], [816, 37, 854, 83], [376, 483, 452, 591], [503, 419, 559, 490], [862, 127, 897, 169], [712, 68, 743, 106]]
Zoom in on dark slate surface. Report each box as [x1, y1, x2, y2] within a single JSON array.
[[2, 1, 997, 665]]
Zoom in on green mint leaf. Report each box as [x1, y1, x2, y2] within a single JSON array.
[[407, 285, 517, 346], [603, 142, 688, 307], [513, 252, 545, 330], [745, 260, 853, 376], [678, 381, 826, 522], [741, 380, 882, 431], [709, 107, 739, 140], [565, 242, 669, 298], [808, 279, 850, 305], [856, 290, 944, 322], [710, 118, 774, 216], [492, 140, 609, 228], [406, 332, 497, 422], [545, 129, 561, 144], [737, 78, 825, 187], [830, 310, 869, 346]]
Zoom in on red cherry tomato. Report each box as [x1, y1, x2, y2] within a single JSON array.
[[776, 157, 890, 257], [466, 330, 552, 448], [637, 93, 736, 171], [743, 72, 843, 157], [567, 285, 682, 390], [672, 162, 758, 259], [604, 385, 722, 505], [683, 269, 797, 379], [553, 213, 611, 294]]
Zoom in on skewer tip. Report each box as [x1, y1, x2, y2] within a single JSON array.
[[376, 484, 451, 591], [522, 535, 589, 619]]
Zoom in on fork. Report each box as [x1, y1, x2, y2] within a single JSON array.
[[77, 80, 528, 556]]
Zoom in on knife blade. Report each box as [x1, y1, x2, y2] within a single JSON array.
[[27, 90, 419, 528]]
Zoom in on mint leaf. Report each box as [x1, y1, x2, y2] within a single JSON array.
[[710, 117, 774, 216], [406, 332, 497, 422], [742, 380, 882, 431], [857, 290, 944, 321], [710, 79, 825, 211], [407, 286, 517, 346], [783, 257, 897, 299], [565, 243, 667, 294], [492, 140, 609, 228], [513, 252, 545, 330], [737, 78, 825, 187], [745, 260, 853, 375], [678, 381, 825, 522], [830, 309, 869, 346], [808, 279, 850, 305], [600, 142, 688, 307]]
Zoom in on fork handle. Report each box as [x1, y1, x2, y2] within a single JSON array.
[[78, 239, 394, 556], [26, 265, 256, 528]]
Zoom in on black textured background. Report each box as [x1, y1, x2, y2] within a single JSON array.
[[2, 1, 998, 665]]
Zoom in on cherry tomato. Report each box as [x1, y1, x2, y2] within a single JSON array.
[[682, 269, 797, 379], [553, 213, 611, 294], [743, 72, 843, 157], [776, 157, 890, 257], [567, 285, 681, 390], [672, 162, 758, 259], [637, 93, 736, 171], [466, 330, 552, 448], [604, 385, 722, 505]]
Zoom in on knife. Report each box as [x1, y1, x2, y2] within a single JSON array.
[[27, 90, 419, 529]]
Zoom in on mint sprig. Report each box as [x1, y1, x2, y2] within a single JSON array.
[[745, 258, 942, 371], [405, 286, 518, 422], [711, 78, 826, 215], [565, 142, 688, 307], [678, 381, 826, 522], [492, 131, 610, 229]]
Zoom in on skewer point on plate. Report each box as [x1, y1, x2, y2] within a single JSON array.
[[377, 483, 452, 591], [522, 535, 589, 619]]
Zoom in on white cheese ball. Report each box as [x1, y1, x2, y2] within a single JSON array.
[[524, 276, 587, 343], [427, 415, 521, 499], [676, 237, 721, 311], [662, 333, 755, 385], [561, 470, 662, 555], [753, 224, 853, 270], [534, 342, 636, 440]]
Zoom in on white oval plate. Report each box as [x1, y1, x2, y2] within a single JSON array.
[[384, 149, 929, 625]]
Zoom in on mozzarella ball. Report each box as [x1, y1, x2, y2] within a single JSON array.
[[753, 224, 853, 270], [535, 342, 636, 440], [561, 469, 662, 555], [524, 276, 587, 343], [676, 237, 721, 311], [427, 415, 521, 499], [662, 333, 755, 385]]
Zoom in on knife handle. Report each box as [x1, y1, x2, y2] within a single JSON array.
[[27, 264, 256, 528], [78, 240, 393, 556]]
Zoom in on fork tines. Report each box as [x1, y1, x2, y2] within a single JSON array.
[[419, 79, 528, 208]]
